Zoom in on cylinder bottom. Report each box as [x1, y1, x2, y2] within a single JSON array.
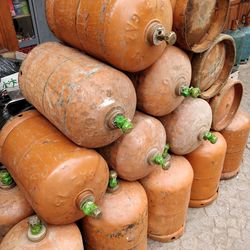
[[189, 191, 218, 208], [221, 168, 240, 180], [148, 225, 184, 243]]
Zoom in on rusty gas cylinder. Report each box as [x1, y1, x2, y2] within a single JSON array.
[[191, 34, 236, 99], [186, 132, 227, 207], [82, 171, 148, 250], [210, 79, 243, 131], [170, 0, 176, 10], [135, 46, 200, 117], [173, 0, 229, 52], [160, 98, 218, 155], [0, 168, 33, 242], [99, 112, 169, 181], [0, 215, 84, 250], [221, 110, 250, 179], [19, 42, 136, 148], [45, 0, 176, 72], [140, 155, 193, 242], [0, 110, 109, 225]]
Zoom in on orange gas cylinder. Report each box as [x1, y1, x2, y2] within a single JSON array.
[[0, 215, 84, 250], [19, 42, 136, 148], [0, 168, 33, 242], [173, 0, 229, 52], [45, 0, 176, 72], [191, 34, 236, 99], [185, 132, 227, 207], [0, 110, 109, 225], [210, 79, 243, 131], [140, 155, 193, 242], [160, 98, 218, 155], [135, 46, 200, 117], [221, 110, 250, 179], [99, 112, 169, 181], [82, 172, 148, 250], [170, 0, 176, 10]]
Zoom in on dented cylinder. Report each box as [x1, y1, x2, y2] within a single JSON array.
[[160, 98, 216, 155], [19, 42, 136, 148], [0, 110, 109, 225], [82, 181, 148, 250], [45, 0, 175, 72], [135, 46, 194, 117], [99, 111, 168, 181]]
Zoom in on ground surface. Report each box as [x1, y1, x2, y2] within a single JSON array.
[[148, 62, 250, 250]]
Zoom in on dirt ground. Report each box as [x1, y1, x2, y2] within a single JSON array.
[[148, 62, 250, 250]]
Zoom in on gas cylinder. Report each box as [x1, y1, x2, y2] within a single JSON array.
[[45, 0, 176, 72], [19, 42, 136, 148], [99, 112, 169, 181], [140, 155, 193, 242], [173, 0, 229, 52], [185, 132, 227, 207], [160, 98, 218, 155], [0, 110, 109, 225], [82, 171, 148, 250], [0, 215, 84, 250], [0, 168, 33, 242], [225, 21, 245, 68], [221, 110, 250, 179], [210, 79, 243, 131], [170, 0, 176, 10], [191, 34, 236, 99], [135, 46, 200, 117], [240, 27, 250, 63]]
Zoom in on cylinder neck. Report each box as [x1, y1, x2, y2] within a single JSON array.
[[108, 170, 119, 193], [78, 195, 102, 219], [148, 145, 171, 170], [0, 169, 15, 190], [106, 108, 133, 134], [177, 85, 201, 98], [27, 215, 47, 242], [147, 22, 177, 46]]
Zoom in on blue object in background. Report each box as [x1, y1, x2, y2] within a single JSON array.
[[225, 29, 245, 70], [240, 26, 250, 64]]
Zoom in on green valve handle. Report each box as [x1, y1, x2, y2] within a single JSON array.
[[108, 170, 119, 190], [114, 115, 133, 134], [203, 131, 218, 144], [81, 200, 101, 218], [152, 145, 171, 170], [0, 169, 14, 186], [162, 144, 170, 159], [181, 86, 201, 98], [28, 216, 43, 236]]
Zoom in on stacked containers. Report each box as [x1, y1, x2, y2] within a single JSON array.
[[1, 0, 248, 248]]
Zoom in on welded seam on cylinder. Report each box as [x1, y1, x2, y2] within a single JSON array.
[[74, 0, 82, 48], [10, 131, 58, 178], [41, 58, 74, 114]]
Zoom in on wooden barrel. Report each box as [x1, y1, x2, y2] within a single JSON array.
[[45, 0, 175, 72], [173, 0, 230, 52], [191, 34, 236, 99]]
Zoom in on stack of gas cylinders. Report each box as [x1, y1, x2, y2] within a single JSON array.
[[1, 0, 250, 249]]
